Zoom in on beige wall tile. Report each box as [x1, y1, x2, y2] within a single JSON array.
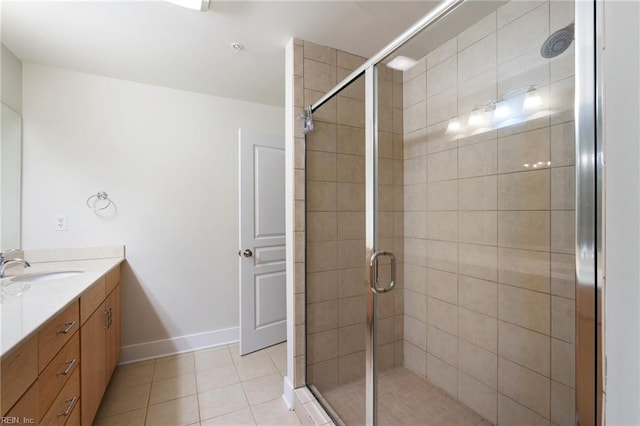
[[427, 268, 458, 304], [426, 211, 457, 242], [459, 308, 497, 353], [405, 238, 428, 267], [378, 131, 394, 159], [303, 59, 336, 92], [295, 293, 305, 326], [427, 148, 458, 182], [497, 393, 550, 426], [337, 50, 366, 71], [498, 321, 550, 376], [458, 68, 497, 120], [295, 200, 305, 232], [459, 243, 498, 281], [295, 169, 305, 200], [459, 211, 497, 246], [294, 137, 305, 170], [404, 183, 427, 211], [306, 241, 337, 273], [427, 240, 458, 273], [404, 100, 427, 133], [498, 127, 550, 174], [551, 338, 575, 388], [306, 181, 336, 212], [337, 211, 365, 240], [307, 330, 338, 364], [377, 343, 395, 372], [404, 342, 427, 377], [295, 355, 306, 388], [427, 354, 458, 398], [498, 248, 550, 293], [498, 358, 550, 418], [428, 297, 458, 336], [498, 211, 550, 252], [551, 166, 575, 210], [307, 270, 337, 303], [306, 151, 336, 182], [459, 275, 498, 317], [404, 263, 427, 294], [498, 47, 549, 96], [337, 239, 365, 269], [303, 41, 336, 65], [499, 285, 550, 335], [551, 381, 575, 425], [294, 76, 304, 108], [306, 211, 337, 242], [404, 128, 427, 159], [458, 140, 498, 179], [458, 12, 497, 51], [337, 124, 364, 156], [404, 315, 427, 350], [427, 325, 458, 367], [295, 231, 305, 263], [306, 300, 338, 334], [426, 120, 458, 154], [458, 175, 497, 211], [427, 180, 458, 211], [337, 67, 365, 101], [551, 296, 575, 343], [458, 339, 498, 389], [458, 34, 497, 83], [338, 267, 366, 298], [338, 324, 365, 356], [337, 153, 365, 184], [294, 45, 303, 77], [427, 56, 457, 97], [404, 211, 426, 239], [307, 358, 338, 390], [551, 210, 575, 254], [339, 352, 366, 384], [498, 170, 550, 210], [497, 3, 549, 64], [337, 96, 364, 128], [338, 295, 365, 326], [426, 37, 457, 70], [551, 254, 575, 299], [337, 183, 365, 211], [458, 372, 498, 424], [295, 325, 305, 357], [404, 72, 427, 108], [497, 0, 546, 28], [405, 289, 427, 322], [378, 316, 395, 344], [427, 87, 458, 126], [550, 122, 575, 167], [306, 120, 337, 152], [404, 155, 427, 185], [549, 77, 575, 126]]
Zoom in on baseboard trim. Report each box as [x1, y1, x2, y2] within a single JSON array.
[[283, 375, 295, 410], [119, 326, 239, 364]]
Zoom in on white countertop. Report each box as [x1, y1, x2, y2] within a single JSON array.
[[0, 256, 124, 357]]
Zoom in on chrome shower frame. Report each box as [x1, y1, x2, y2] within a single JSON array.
[[308, 0, 602, 424]]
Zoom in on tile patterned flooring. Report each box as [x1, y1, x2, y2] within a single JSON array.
[[94, 342, 301, 426], [321, 368, 491, 426]]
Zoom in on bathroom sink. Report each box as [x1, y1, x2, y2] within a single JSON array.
[[10, 270, 84, 283]]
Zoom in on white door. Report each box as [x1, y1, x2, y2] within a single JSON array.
[[238, 129, 286, 355]]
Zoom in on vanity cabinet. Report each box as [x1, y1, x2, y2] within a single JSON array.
[[0, 264, 122, 425]]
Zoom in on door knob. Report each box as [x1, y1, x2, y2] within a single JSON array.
[[239, 249, 253, 258]]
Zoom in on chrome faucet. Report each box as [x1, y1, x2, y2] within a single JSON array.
[[0, 250, 31, 278]]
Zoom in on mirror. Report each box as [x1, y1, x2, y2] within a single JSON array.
[[1, 103, 22, 250]]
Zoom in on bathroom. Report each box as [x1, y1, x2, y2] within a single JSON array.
[[0, 0, 638, 425]]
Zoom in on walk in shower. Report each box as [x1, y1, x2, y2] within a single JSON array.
[[297, 0, 599, 424]]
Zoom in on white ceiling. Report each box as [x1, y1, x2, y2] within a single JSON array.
[[1, 1, 440, 106]]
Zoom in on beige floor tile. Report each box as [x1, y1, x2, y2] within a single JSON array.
[[265, 342, 287, 355], [250, 399, 301, 426], [94, 408, 146, 426], [241, 373, 283, 405], [154, 353, 196, 381], [108, 360, 155, 390], [234, 356, 278, 381], [270, 351, 287, 376], [98, 382, 151, 417], [196, 364, 241, 393], [199, 383, 249, 421], [201, 408, 257, 425], [146, 395, 200, 426], [149, 373, 197, 405], [195, 346, 234, 371]]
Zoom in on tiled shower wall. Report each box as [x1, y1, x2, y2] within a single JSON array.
[[295, 40, 405, 392], [401, 1, 576, 424]]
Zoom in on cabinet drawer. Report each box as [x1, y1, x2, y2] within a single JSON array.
[[39, 332, 80, 420], [105, 265, 121, 295], [38, 301, 79, 372], [40, 368, 79, 426], [80, 277, 105, 325], [5, 379, 38, 423], [1, 334, 38, 416], [64, 398, 80, 426]]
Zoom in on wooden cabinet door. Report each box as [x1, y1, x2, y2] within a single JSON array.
[[105, 284, 121, 382], [80, 301, 106, 426]]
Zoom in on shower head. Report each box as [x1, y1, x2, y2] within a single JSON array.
[[541, 22, 575, 58]]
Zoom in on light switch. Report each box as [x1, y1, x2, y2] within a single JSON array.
[[55, 215, 68, 231]]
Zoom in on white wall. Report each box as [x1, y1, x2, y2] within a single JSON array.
[[1, 44, 22, 113], [22, 63, 284, 360], [604, 0, 640, 424]]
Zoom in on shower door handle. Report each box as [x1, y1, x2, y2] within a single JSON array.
[[369, 250, 396, 294]]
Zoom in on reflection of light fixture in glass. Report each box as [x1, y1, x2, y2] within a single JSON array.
[[468, 107, 483, 126], [446, 118, 461, 134], [386, 56, 418, 71], [166, 0, 210, 11], [523, 86, 543, 111], [494, 99, 512, 120]]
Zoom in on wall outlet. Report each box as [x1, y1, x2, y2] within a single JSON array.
[[55, 215, 68, 231]]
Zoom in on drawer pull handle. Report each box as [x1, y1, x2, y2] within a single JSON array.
[[57, 321, 77, 335], [57, 396, 78, 417], [57, 358, 78, 376], [108, 307, 113, 328]]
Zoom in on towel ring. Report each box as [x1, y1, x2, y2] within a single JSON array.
[[87, 191, 112, 211]]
